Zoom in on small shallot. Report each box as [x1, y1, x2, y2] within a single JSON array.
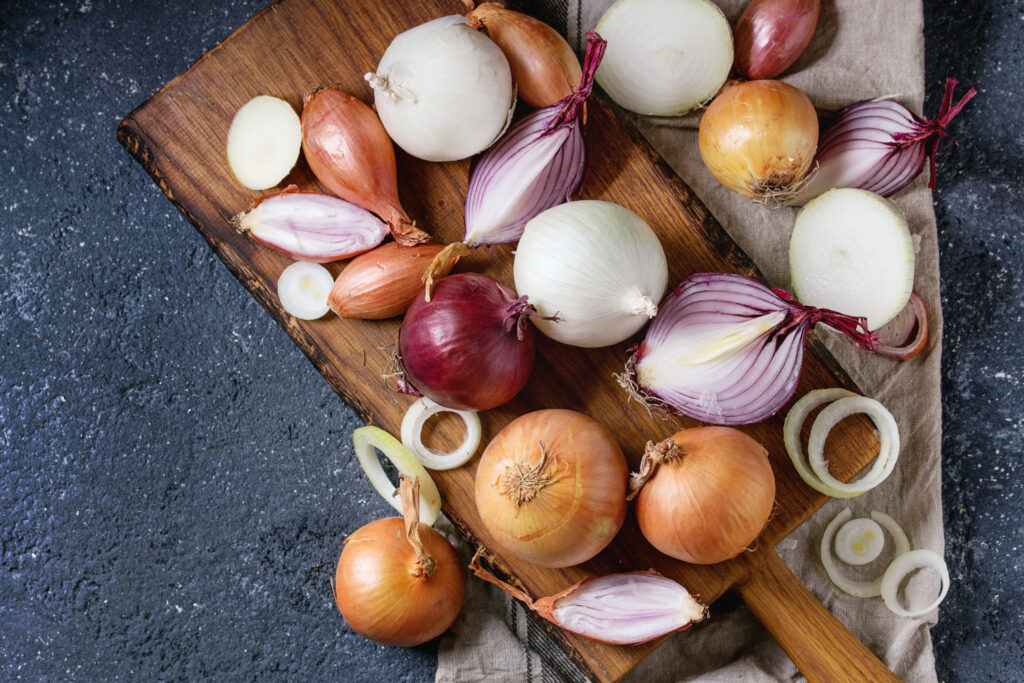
[[470, 551, 706, 645], [734, 0, 820, 80], [466, 3, 582, 108], [328, 242, 454, 319], [464, 33, 605, 247], [301, 87, 430, 246], [233, 187, 388, 262]]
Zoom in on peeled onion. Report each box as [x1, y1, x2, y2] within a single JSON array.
[[475, 409, 628, 568], [226, 95, 301, 190], [698, 80, 818, 204], [631, 427, 775, 564]]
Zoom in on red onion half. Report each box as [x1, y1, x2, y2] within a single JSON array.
[[790, 78, 977, 205], [463, 32, 606, 247], [398, 273, 543, 411], [620, 273, 878, 425]]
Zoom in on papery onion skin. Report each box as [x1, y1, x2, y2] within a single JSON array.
[[399, 273, 536, 411], [329, 242, 452, 319], [301, 87, 429, 246], [467, 3, 582, 108], [698, 80, 818, 203], [634, 428, 775, 565], [734, 0, 820, 80], [334, 516, 465, 646], [475, 409, 628, 568]]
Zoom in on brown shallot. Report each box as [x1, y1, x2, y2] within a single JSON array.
[[734, 0, 820, 80], [301, 87, 430, 246], [470, 550, 706, 645]]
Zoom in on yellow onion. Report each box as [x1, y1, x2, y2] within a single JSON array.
[[630, 427, 775, 564], [334, 476, 465, 646], [474, 409, 628, 568], [698, 80, 818, 204]]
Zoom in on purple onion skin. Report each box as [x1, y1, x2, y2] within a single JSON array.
[[399, 273, 535, 412], [463, 32, 606, 247], [734, 0, 820, 80]]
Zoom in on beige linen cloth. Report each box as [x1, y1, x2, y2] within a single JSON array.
[[437, 1, 943, 680]]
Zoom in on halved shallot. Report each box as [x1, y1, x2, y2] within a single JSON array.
[[233, 187, 388, 262], [470, 550, 706, 645]]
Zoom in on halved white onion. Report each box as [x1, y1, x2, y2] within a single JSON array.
[[880, 549, 950, 618], [820, 508, 910, 598], [595, 0, 732, 116], [352, 426, 441, 526], [400, 397, 481, 471], [834, 517, 885, 565], [784, 388, 900, 498], [790, 188, 915, 330], [226, 95, 302, 190], [277, 262, 333, 320]]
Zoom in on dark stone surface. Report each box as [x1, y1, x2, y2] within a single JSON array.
[[0, 0, 1019, 680]]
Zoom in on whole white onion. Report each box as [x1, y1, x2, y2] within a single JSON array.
[[366, 16, 516, 162], [513, 200, 668, 348]]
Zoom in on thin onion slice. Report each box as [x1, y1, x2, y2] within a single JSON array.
[[400, 397, 482, 471], [880, 549, 950, 618], [807, 396, 901, 495], [820, 508, 910, 598], [784, 389, 899, 498], [277, 262, 334, 320], [874, 292, 929, 360], [352, 426, 442, 526], [834, 517, 885, 565]]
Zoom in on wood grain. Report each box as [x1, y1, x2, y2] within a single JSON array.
[[117, 0, 893, 680]]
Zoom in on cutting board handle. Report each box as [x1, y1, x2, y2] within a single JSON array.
[[734, 549, 900, 683]]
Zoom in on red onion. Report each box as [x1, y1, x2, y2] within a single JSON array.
[[463, 32, 606, 247], [734, 0, 820, 80], [620, 273, 878, 425], [790, 78, 977, 205], [398, 273, 544, 411], [470, 552, 705, 645]]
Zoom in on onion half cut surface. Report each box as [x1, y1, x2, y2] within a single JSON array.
[[401, 398, 481, 471], [277, 262, 334, 320], [226, 96, 302, 190]]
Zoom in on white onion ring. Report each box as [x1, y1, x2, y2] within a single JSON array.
[[820, 508, 910, 598], [400, 398, 481, 471], [784, 389, 900, 498], [880, 549, 950, 618], [808, 396, 900, 495], [834, 517, 885, 565], [352, 426, 441, 526]]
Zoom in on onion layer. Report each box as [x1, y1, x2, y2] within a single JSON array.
[[630, 428, 775, 565], [335, 476, 465, 646], [474, 410, 628, 568], [352, 426, 442, 526], [401, 397, 481, 471], [698, 80, 818, 204], [880, 549, 950, 618]]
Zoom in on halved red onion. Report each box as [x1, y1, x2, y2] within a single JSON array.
[[470, 552, 705, 645], [233, 187, 388, 262], [790, 78, 976, 205], [463, 33, 606, 247], [622, 273, 878, 425]]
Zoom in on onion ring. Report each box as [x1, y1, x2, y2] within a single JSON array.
[[783, 388, 858, 497], [807, 395, 900, 496], [820, 507, 910, 598], [880, 549, 950, 618], [352, 426, 442, 525], [401, 397, 482, 471]]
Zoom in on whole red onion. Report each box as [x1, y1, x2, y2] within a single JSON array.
[[398, 273, 539, 411]]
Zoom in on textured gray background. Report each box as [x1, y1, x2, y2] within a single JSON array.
[[0, 0, 1020, 680]]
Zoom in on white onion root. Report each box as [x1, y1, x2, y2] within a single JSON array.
[[400, 398, 481, 471], [226, 96, 302, 191], [277, 262, 334, 320]]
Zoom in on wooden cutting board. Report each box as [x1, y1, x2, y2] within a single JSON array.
[[117, 1, 899, 681]]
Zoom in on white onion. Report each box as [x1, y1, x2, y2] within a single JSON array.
[[513, 201, 668, 348], [790, 188, 915, 330], [595, 0, 732, 116], [277, 261, 333, 320], [366, 16, 515, 162]]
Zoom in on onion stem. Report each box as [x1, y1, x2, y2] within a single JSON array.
[[399, 475, 436, 577], [626, 438, 680, 500]]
